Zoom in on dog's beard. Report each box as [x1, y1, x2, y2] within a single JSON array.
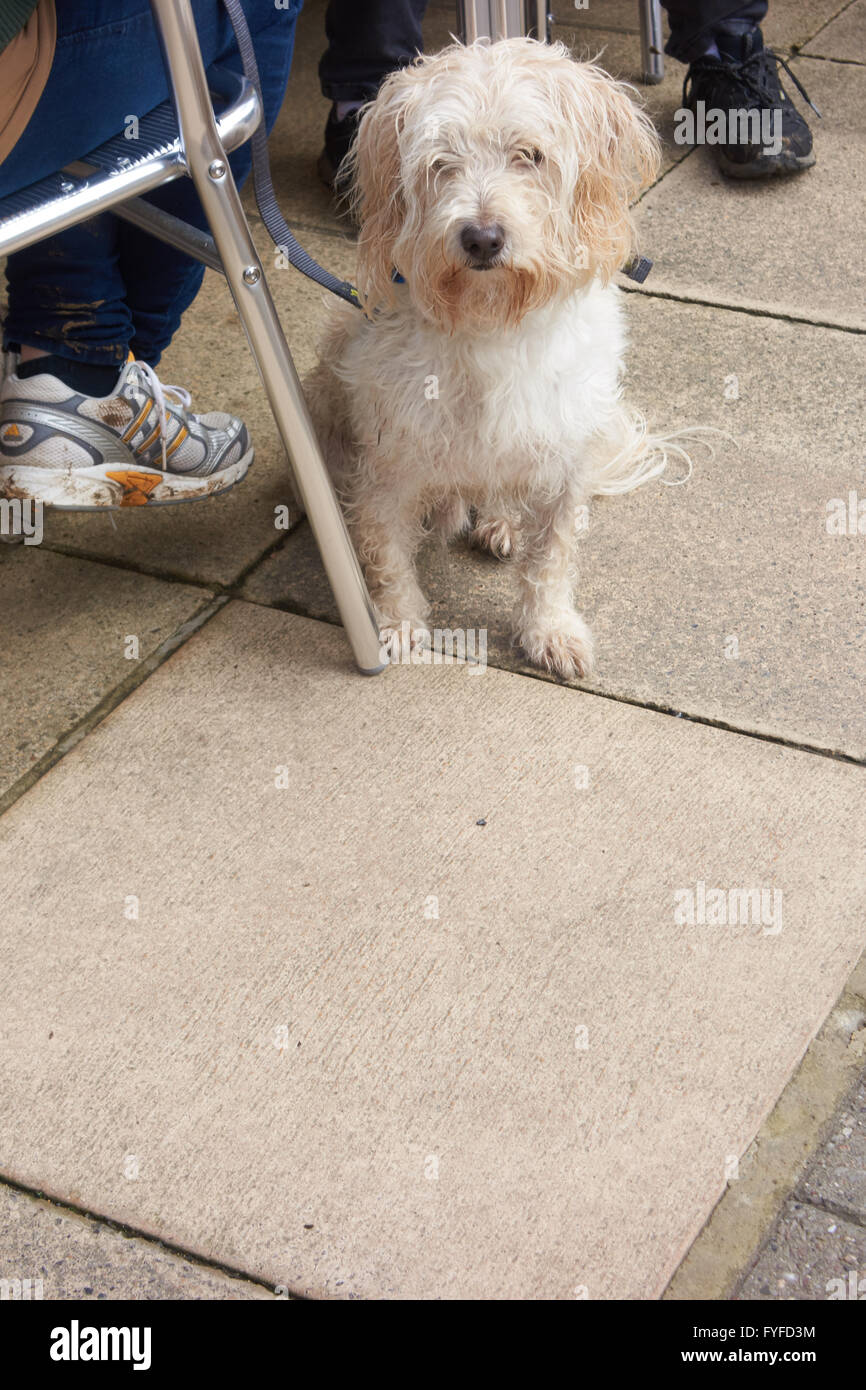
[[404, 247, 575, 333]]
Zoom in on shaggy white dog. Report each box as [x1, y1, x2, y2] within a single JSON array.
[[307, 38, 689, 679]]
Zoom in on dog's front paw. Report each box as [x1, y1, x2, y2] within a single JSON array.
[[379, 621, 432, 665], [470, 515, 516, 560], [519, 613, 595, 681]]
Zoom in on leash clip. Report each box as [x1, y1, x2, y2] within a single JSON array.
[[622, 254, 652, 284]]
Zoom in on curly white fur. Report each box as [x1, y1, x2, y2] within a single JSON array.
[[307, 38, 685, 679]]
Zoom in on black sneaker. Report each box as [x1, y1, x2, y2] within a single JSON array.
[[317, 104, 361, 212], [683, 26, 818, 178]]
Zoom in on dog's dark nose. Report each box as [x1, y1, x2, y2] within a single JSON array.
[[460, 222, 505, 266]]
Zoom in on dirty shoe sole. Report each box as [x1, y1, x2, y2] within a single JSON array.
[[716, 148, 816, 178], [0, 448, 254, 510]]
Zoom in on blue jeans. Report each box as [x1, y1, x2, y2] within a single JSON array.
[[1, 0, 303, 367]]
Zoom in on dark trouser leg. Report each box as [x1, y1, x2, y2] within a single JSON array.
[[319, 0, 429, 102], [661, 0, 768, 63]]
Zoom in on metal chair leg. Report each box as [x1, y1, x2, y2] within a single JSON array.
[[456, 1, 549, 41], [149, 0, 386, 675], [639, 0, 665, 84]]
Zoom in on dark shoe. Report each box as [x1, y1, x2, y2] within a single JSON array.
[[683, 26, 818, 179], [317, 104, 361, 211]]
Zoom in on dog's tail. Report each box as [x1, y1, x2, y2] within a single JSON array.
[[586, 405, 716, 497]]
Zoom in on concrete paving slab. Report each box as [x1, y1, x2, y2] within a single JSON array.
[[634, 57, 866, 330], [0, 546, 208, 798], [796, 1076, 866, 1220], [242, 296, 866, 760], [803, 0, 866, 61], [0, 602, 863, 1300], [0, 1185, 274, 1301], [735, 1201, 866, 1300]]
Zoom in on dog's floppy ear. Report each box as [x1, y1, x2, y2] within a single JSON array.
[[348, 68, 414, 314], [554, 57, 660, 285]]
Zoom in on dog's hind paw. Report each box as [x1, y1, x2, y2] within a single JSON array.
[[470, 515, 516, 560], [379, 622, 432, 665], [520, 614, 595, 681]]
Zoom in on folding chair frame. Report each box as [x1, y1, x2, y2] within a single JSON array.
[[0, 0, 385, 675], [456, 1, 550, 42], [456, 0, 666, 85]]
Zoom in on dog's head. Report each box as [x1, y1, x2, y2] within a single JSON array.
[[348, 38, 660, 331]]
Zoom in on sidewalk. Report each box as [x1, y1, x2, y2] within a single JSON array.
[[0, 0, 863, 1300]]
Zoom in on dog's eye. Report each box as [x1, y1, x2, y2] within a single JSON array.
[[429, 156, 452, 175], [515, 147, 544, 166]]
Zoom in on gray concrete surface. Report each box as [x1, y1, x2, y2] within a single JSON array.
[[0, 0, 863, 1301], [797, 1076, 866, 1220], [732, 1067, 866, 1301], [0, 1185, 275, 1301], [736, 1201, 866, 1300], [803, 0, 866, 61], [0, 603, 864, 1300], [665, 955, 866, 1300], [243, 295, 866, 759], [635, 56, 866, 329], [0, 547, 209, 797]]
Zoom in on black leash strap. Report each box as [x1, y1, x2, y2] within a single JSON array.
[[221, 0, 362, 308]]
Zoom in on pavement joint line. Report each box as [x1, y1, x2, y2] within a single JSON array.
[[236, 592, 866, 770], [0, 594, 228, 825], [619, 282, 866, 335], [797, 51, 866, 66], [33, 506, 305, 598], [11, 531, 866, 788], [502, 661, 866, 770], [727, 1196, 844, 1298], [791, 1193, 866, 1232], [33, 542, 217, 595], [803, 0, 863, 49], [0, 1174, 299, 1300], [4, 554, 858, 833], [556, 0, 859, 51], [0, 522, 300, 823]]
